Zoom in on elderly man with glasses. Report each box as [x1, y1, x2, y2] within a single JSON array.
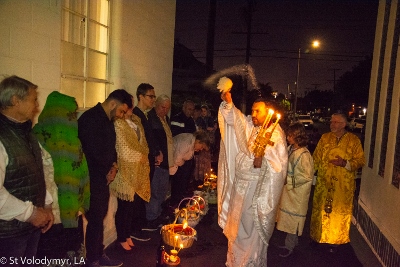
[[310, 113, 365, 253]]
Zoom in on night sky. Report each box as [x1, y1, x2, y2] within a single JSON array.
[[174, 0, 379, 96]]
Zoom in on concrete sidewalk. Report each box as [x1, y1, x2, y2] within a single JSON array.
[[103, 203, 382, 267]]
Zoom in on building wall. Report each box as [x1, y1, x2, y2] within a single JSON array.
[[0, 0, 62, 119], [103, 0, 176, 246], [358, 1, 400, 266], [0, 0, 176, 248], [109, 0, 176, 99]]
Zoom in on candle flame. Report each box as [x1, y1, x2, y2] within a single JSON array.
[[177, 243, 184, 253]]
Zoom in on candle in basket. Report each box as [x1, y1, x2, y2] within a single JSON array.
[[174, 235, 178, 250], [169, 249, 178, 263]]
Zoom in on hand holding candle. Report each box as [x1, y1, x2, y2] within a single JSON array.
[[253, 112, 281, 157]]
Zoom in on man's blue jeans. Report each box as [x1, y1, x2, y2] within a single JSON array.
[[0, 228, 41, 266], [146, 167, 170, 221]]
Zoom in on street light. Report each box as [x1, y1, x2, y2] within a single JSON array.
[[293, 40, 320, 119]]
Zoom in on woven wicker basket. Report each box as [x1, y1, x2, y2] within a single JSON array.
[[191, 195, 208, 216], [161, 224, 197, 249], [175, 197, 201, 228]]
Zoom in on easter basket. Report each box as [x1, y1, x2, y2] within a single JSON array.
[[191, 195, 208, 216], [161, 223, 197, 249], [175, 197, 201, 228]]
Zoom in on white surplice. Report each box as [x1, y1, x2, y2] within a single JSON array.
[[217, 101, 288, 267]]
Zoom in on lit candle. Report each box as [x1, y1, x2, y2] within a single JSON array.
[[262, 109, 274, 129], [177, 243, 184, 253], [271, 114, 281, 132], [169, 249, 178, 263], [174, 235, 178, 250]]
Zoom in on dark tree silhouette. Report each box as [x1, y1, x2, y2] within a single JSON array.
[[334, 56, 372, 112]]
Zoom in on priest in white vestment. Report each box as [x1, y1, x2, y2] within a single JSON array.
[[217, 88, 288, 267]]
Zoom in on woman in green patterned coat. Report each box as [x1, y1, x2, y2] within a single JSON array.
[[33, 91, 90, 229]]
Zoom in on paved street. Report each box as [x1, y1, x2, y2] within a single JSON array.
[[101, 122, 376, 267]]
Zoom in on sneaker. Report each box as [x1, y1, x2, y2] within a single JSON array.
[[98, 254, 123, 267], [130, 230, 151, 241]]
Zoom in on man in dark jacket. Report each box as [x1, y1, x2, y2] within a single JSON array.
[[78, 89, 132, 267], [169, 100, 196, 206], [145, 95, 173, 229], [131, 83, 161, 240], [0, 76, 54, 262]]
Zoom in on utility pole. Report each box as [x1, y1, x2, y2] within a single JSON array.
[[242, 0, 254, 113], [205, 0, 217, 75], [328, 68, 341, 112], [231, 0, 266, 113]]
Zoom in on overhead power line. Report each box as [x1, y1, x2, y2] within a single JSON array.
[[193, 54, 363, 63]]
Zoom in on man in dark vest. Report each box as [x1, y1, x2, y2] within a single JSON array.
[[78, 89, 132, 267], [0, 76, 54, 261]]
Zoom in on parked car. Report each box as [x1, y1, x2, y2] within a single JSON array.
[[297, 115, 314, 129], [349, 118, 366, 132]]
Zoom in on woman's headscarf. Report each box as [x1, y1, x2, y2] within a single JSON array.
[[33, 91, 90, 228]]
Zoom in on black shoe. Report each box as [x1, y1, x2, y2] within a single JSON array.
[[115, 243, 134, 254], [98, 254, 123, 267], [130, 230, 151, 241]]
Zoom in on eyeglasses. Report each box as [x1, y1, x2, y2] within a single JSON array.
[[145, 94, 156, 99], [330, 121, 345, 124]]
